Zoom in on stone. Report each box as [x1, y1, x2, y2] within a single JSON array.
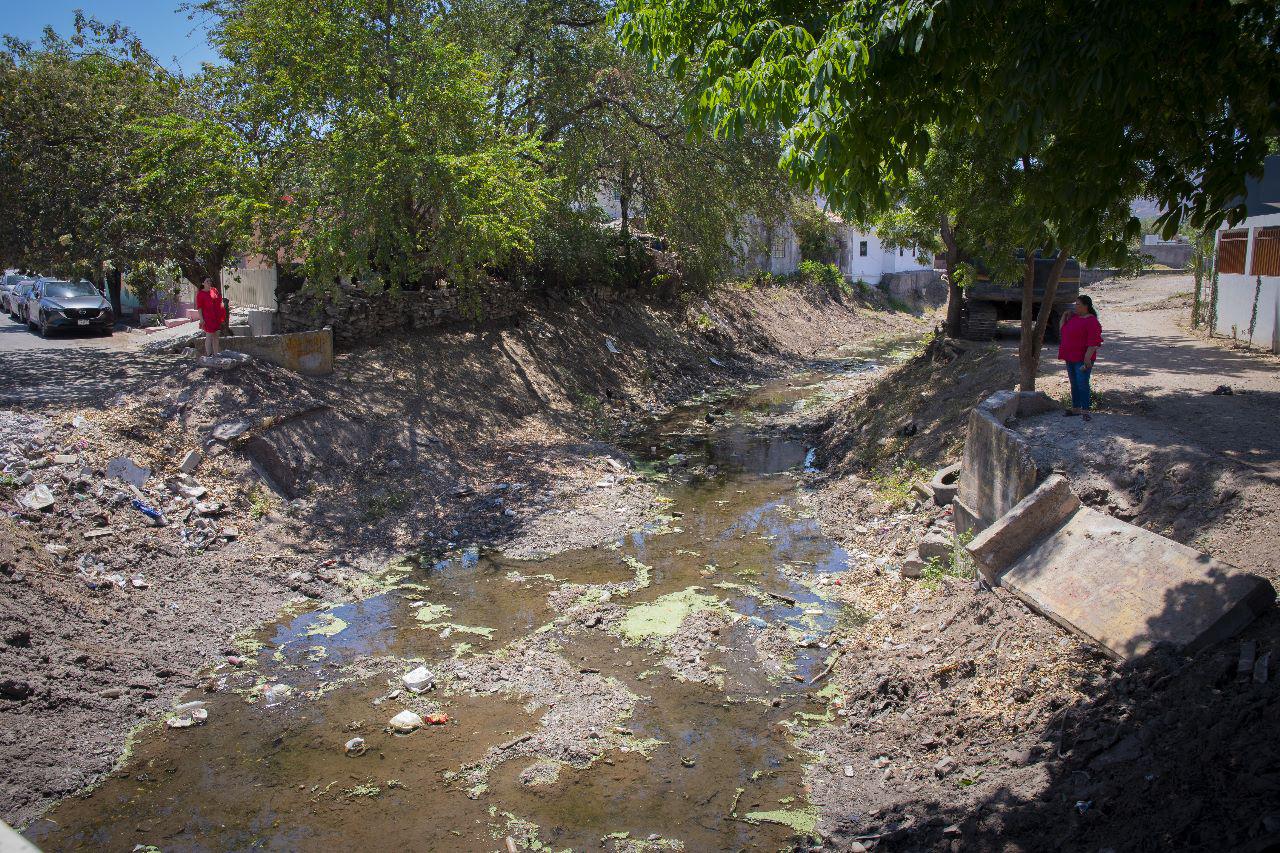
[[20, 484, 55, 511], [901, 556, 927, 579], [402, 666, 434, 693], [918, 530, 953, 562], [52, 454, 77, 465], [934, 756, 957, 777], [106, 457, 151, 487], [178, 449, 203, 474], [389, 710, 423, 734]]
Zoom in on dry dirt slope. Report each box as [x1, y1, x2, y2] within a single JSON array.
[[798, 277, 1280, 852], [0, 280, 923, 829]]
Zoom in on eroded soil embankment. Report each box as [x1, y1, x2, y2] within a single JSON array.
[[799, 330, 1280, 851], [0, 281, 923, 828]]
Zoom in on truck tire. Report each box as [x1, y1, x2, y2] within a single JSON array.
[[960, 301, 998, 340]]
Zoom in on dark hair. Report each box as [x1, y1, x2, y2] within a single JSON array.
[[1077, 294, 1097, 318]]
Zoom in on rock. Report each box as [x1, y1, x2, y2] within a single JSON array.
[[934, 756, 957, 777], [52, 454, 77, 465], [0, 679, 33, 700], [901, 556, 927, 578], [20, 484, 55, 511], [344, 736, 367, 756], [389, 710, 423, 734], [106, 457, 151, 487], [402, 666, 434, 693], [178, 449, 203, 474], [918, 530, 952, 562], [211, 420, 251, 442], [1212, 384, 1233, 396]]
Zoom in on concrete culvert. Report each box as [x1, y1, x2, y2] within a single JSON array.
[[929, 462, 962, 506]]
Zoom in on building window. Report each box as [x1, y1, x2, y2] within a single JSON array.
[[772, 237, 787, 258], [1218, 229, 1248, 275], [1250, 226, 1280, 276], [859, 241, 868, 257]]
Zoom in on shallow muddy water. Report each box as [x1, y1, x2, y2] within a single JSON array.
[[27, 353, 896, 852]]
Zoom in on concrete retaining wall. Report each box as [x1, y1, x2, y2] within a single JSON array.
[[882, 269, 947, 307], [1213, 273, 1280, 353], [276, 281, 520, 349], [954, 390, 1057, 535], [221, 328, 334, 376]]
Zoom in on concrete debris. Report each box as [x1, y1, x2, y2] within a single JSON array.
[[917, 530, 952, 562], [178, 449, 203, 474], [402, 666, 435, 693], [900, 556, 926, 579], [389, 710, 423, 734], [106, 457, 151, 487]]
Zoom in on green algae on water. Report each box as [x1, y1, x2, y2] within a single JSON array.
[[743, 805, 819, 835], [617, 587, 724, 641], [306, 613, 348, 638]]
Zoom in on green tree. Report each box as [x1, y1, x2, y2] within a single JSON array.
[[201, 0, 556, 292], [618, 0, 1280, 389], [0, 16, 170, 309]]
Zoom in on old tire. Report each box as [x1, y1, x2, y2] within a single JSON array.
[[960, 301, 998, 341]]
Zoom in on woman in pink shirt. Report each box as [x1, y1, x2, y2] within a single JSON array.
[[1057, 295, 1103, 421], [195, 277, 226, 357]]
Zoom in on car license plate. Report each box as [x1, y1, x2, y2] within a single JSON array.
[[77, 319, 89, 325]]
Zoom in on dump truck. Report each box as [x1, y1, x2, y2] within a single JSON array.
[[959, 253, 1080, 341]]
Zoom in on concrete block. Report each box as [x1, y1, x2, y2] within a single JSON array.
[[956, 395, 1040, 533], [220, 327, 333, 376], [967, 475, 1080, 583], [972, 480, 1274, 659], [247, 309, 274, 337]]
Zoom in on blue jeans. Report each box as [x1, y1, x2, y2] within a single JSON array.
[[1065, 361, 1092, 410]]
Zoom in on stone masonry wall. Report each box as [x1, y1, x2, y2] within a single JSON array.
[[276, 281, 521, 348]]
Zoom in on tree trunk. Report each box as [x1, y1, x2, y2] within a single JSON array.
[[940, 214, 962, 337], [1018, 250, 1071, 393], [1017, 253, 1038, 392], [107, 267, 123, 318]]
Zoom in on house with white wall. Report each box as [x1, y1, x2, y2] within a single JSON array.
[[1214, 154, 1280, 353], [731, 208, 932, 282]]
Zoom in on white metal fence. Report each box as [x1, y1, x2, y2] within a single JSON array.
[[174, 266, 278, 310]]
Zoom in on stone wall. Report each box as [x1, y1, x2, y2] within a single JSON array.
[[276, 281, 521, 349], [881, 269, 947, 307]]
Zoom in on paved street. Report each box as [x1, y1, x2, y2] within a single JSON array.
[[0, 311, 178, 408]]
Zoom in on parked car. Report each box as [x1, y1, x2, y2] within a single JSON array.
[[0, 274, 34, 315], [26, 278, 114, 337], [8, 281, 35, 321]]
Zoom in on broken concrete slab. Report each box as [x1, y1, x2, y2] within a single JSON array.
[[106, 457, 150, 487], [178, 449, 203, 474], [968, 475, 1275, 660]]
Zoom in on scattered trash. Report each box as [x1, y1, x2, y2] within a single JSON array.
[[210, 420, 251, 442], [746, 616, 768, 629], [131, 498, 166, 525], [262, 683, 291, 706], [106, 457, 151, 487], [1075, 800, 1092, 814], [709, 356, 724, 367], [402, 666, 435, 693], [167, 705, 207, 729], [844, 765, 855, 778], [130, 576, 149, 589], [344, 736, 367, 756], [1212, 385, 1234, 396], [19, 484, 55, 511], [605, 337, 620, 354], [169, 475, 207, 499], [389, 710, 423, 734], [424, 713, 449, 725]]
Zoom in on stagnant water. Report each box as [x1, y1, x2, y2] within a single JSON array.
[[27, 346, 907, 852]]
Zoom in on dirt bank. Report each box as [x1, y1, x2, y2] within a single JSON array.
[[798, 275, 1280, 851], [0, 281, 922, 828]]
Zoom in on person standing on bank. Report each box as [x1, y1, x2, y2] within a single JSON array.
[[195, 277, 226, 357], [1058, 295, 1103, 421]]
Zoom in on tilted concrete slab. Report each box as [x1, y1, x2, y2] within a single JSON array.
[[969, 475, 1275, 660]]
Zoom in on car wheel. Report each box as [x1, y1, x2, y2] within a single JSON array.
[[38, 315, 50, 338]]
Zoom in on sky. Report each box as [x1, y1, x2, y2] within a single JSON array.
[[1, 1, 220, 71]]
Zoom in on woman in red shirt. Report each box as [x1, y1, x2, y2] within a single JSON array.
[[1057, 295, 1103, 421], [195, 277, 226, 357]]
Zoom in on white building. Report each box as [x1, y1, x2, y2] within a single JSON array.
[[731, 208, 932, 283], [1214, 154, 1280, 352]]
